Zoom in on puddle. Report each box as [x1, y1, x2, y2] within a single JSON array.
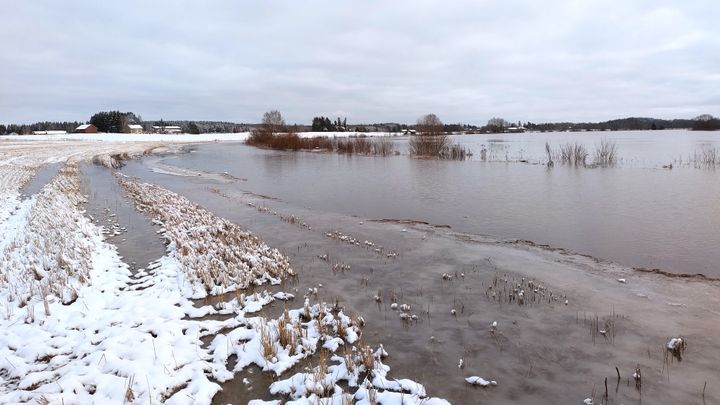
[[20, 162, 62, 197], [80, 163, 167, 272]]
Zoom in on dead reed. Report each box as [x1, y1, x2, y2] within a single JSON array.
[[593, 139, 618, 166], [559, 142, 588, 165]]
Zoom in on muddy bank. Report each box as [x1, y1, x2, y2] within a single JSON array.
[[117, 158, 720, 404]]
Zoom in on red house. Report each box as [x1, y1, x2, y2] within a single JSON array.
[[75, 124, 98, 133]]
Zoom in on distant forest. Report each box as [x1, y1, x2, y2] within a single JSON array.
[[2, 112, 719, 135]]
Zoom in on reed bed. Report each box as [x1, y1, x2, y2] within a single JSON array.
[[440, 143, 469, 160], [559, 142, 589, 166], [0, 163, 94, 308], [692, 147, 719, 168], [593, 139, 618, 166], [117, 175, 294, 295]]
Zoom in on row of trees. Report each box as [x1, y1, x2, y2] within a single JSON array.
[[0, 121, 83, 135], [3, 112, 719, 136], [89, 111, 143, 133], [691, 115, 720, 131], [311, 116, 347, 132]]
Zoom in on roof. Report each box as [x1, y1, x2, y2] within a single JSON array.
[[128, 124, 143, 129], [76, 124, 93, 130], [152, 126, 182, 129]]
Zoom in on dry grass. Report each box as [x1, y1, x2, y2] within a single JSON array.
[[372, 137, 396, 156], [593, 139, 618, 166], [545, 142, 554, 166], [1, 164, 95, 308], [441, 143, 469, 160], [260, 322, 277, 360], [278, 308, 297, 355], [124, 375, 135, 403], [118, 175, 293, 293], [360, 345, 375, 372], [693, 147, 719, 167], [409, 134, 449, 157], [559, 142, 588, 166]]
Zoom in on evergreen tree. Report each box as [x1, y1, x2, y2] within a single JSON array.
[[187, 122, 201, 134]]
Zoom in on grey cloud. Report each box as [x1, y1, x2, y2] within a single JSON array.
[[1, 0, 717, 124]]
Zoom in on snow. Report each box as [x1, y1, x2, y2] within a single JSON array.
[[2, 132, 251, 143], [465, 376, 497, 387]]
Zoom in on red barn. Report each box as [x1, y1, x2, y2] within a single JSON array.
[[75, 124, 98, 133]]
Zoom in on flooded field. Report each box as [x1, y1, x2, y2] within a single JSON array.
[[109, 134, 720, 404], [157, 130, 720, 277], [1, 136, 718, 404]]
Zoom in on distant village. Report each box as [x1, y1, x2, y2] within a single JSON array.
[[31, 123, 184, 135]]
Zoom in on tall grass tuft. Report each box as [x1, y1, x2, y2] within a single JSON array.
[[440, 144, 469, 160], [693, 147, 719, 168], [371, 137, 396, 156], [545, 142, 554, 166], [593, 139, 618, 166], [559, 142, 588, 166]]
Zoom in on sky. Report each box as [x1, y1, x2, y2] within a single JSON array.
[[1, 0, 718, 125]]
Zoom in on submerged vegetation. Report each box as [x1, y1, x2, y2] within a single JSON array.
[[409, 114, 469, 160], [543, 139, 619, 167], [593, 139, 618, 166], [691, 147, 719, 168], [559, 142, 589, 166]]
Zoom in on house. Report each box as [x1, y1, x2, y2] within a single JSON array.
[[506, 126, 526, 133], [152, 125, 182, 134], [75, 124, 98, 133], [128, 124, 144, 134], [32, 130, 67, 135]]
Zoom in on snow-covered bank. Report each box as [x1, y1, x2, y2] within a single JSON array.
[[116, 175, 293, 297], [2, 133, 251, 143]]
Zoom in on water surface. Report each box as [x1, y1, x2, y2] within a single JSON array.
[[156, 130, 720, 276]]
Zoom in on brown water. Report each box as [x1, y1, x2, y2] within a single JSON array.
[[110, 156, 720, 405], [80, 164, 167, 272], [150, 130, 720, 277]]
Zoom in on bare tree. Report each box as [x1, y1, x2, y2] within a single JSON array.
[[409, 113, 449, 157], [486, 117, 509, 133], [262, 110, 286, 134], [248, 110, 286, 145], [416, 113, 444, 136]]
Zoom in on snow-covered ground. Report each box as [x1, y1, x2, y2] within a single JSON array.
[[0, 143, 449, 404], [1, 133, 251, 143]]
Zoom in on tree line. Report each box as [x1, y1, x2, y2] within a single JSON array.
[[2, 111, 719, 135]]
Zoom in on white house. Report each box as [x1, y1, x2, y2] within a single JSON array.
[[152, 125, 182, 134], [32, 130, 67, 135], [128, 124, 144, 134]]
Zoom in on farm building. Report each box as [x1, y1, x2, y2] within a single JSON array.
[[32, 130, 67, 135], [75, 124, 98, 133], [152, 125, 182, 134], [128, 124, 144, 134]]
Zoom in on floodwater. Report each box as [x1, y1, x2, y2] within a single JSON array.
[[108, 137, 720, 405], [154, 130, 720, 277]]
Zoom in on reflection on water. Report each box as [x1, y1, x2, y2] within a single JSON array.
[[157, 130, 720, 276]]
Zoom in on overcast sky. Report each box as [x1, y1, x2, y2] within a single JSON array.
[[1, 0, 718, 124]]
